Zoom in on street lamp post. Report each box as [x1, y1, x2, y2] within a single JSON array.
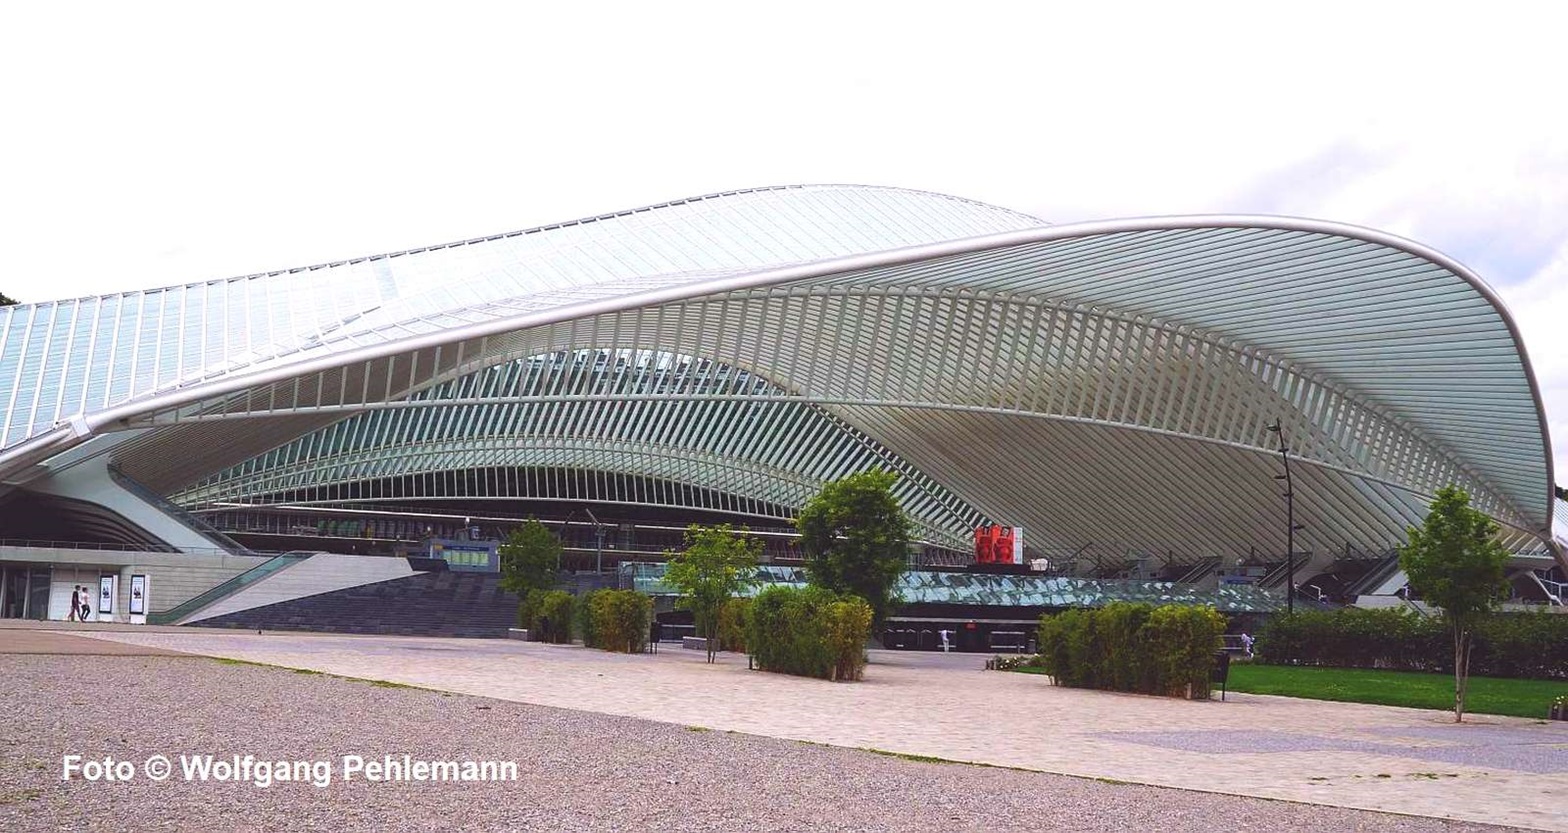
[[1266, 420, 1303, 615], [583, 507, 606, 575], [560, 511, 578, 573]]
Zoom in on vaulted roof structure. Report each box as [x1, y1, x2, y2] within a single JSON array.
[[0, 185, 1560, 569]]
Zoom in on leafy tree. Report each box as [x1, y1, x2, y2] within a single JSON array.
[[498, 518, 561, 600], [663, 524, 761, 662], [796, 469, 911, 625], [1556, 484, 1566, 502], [0, 292, 16, 306], [1398, 485, 1511, 722]]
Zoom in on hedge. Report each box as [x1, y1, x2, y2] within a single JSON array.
[[1257, 608, 1568, 679], [532, 590, 575, 644], [577, 589, 652, 654], [745, 586, 872, 681], [1036, 602, 1226, 699], [717, 597, 752, 653], [518, 589, 576, 644], [574, 589, 598, 648]]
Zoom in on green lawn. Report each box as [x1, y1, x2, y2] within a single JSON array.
[[1009, 663, 1566, 718], [1223, 664, 1567, 719]]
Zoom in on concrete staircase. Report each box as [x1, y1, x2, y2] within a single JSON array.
[[187, 569, 521, 638], [181, 553, 413, 624]]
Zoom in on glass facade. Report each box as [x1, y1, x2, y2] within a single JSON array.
[[620, 562, 1288, 614]]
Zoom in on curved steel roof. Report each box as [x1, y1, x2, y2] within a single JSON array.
[[0, 184, 1558, 565]]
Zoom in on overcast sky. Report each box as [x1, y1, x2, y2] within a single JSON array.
[[2, 3, 1564, 485]]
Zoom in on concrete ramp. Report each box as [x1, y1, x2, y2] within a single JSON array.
[[182, 553, 414, 624]]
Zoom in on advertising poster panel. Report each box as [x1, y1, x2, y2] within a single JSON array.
[[97, 575, 114, 621]]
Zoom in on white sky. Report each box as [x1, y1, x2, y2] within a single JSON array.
[[2, 2, 1564, 486]]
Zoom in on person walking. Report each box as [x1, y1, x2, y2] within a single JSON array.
[[68, 585, 80, 622]]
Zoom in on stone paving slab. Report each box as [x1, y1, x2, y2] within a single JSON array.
[[6, 653, 1517, 833], [64, 629, 1568, 831], [1100, 728, 1568, 775]]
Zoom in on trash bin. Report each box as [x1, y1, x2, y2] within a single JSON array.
[[1211, 650, 1230, 700]]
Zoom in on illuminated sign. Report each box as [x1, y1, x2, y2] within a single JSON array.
[[427, 539, 499, 572]]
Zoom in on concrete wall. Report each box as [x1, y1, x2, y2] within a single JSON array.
[[1, 546, 270, 620], [23, 457, 230, 553]]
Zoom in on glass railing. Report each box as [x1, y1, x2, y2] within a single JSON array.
[[616, 562, 806, 596], [147, 552, 314, 625]]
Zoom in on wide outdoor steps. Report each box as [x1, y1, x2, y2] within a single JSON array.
[[181, 552, 414, 624], [187, 570, 520, 638]]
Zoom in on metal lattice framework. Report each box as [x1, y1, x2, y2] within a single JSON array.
[[0, 184, 1559, 569], [174, 351, 988, 548]]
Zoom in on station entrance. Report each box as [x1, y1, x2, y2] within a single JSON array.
[[0, 563, 51, 619]]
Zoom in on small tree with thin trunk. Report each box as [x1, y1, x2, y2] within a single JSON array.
[[499, 519, 562, 632], [1398, 485, 1511, 722], [663, 524, 761, 662]]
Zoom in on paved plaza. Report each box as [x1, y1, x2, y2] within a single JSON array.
[[4, 623, 1559, 830]]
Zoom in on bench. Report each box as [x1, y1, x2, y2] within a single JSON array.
[[661, 624, 696, 642], [989, 630, 1027, 653]]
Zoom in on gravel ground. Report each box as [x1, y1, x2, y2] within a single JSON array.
[[0, 656, 1525, 833]]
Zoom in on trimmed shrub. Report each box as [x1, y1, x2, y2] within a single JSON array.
[[1257, 607, 1439, 671], [717, 597, 752, 653], [748, 585, 827, 678], [575, 590, 601, 648], [1258, 608, 1568, 679], [517, 590, 542, 630], [1036, 603, 1225, 699], [1063, 607, 1103, 689], [746, 586, 872, 681], [1036, 608, 1077, 685], [1472, 611, 1568, 679], [1142, 604, 1227, 699], [584, 589, 652, 654], [824, 598, 873, 682], [1095, 602, 1153, 692], [532, 590, 575, 644]]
